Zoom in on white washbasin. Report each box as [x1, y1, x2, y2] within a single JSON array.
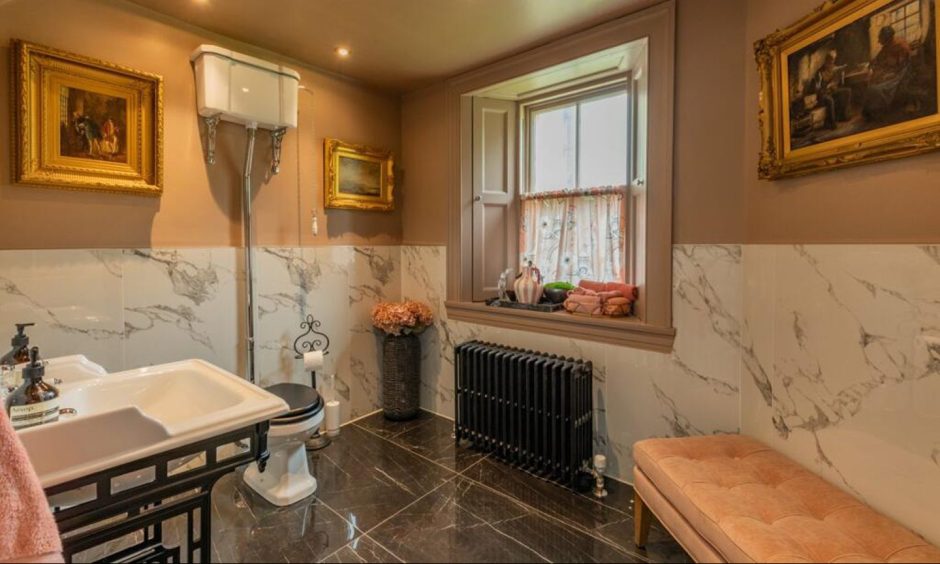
[[17, 359, 288, 490]]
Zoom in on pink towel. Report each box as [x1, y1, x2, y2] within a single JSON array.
[[0, 410, 62, 563]]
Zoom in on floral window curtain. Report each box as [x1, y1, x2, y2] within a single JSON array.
[[519, 185, 626, 284]]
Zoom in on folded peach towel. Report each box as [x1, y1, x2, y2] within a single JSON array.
[[563, 281, 638, 317], [0, 410, 62, 563]]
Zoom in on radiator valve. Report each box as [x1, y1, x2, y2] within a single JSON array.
[[591, 454, 608, 498]]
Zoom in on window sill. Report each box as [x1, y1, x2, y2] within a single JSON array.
[[444, 301, 675, 353]]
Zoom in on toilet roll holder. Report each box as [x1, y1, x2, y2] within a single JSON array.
[[292, 313, 332, 450]]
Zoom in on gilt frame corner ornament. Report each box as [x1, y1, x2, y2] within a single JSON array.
[[323, 138, 395, 212], [756, 0, 940, 180], [11, 39, 164, 196]]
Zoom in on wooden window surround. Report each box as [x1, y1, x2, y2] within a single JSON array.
[[444, 0, 676, 353]]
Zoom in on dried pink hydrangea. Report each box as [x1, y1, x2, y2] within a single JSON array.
[[371, 300, 435, 336]]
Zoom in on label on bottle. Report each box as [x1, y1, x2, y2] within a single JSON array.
[[9, 399, 60, 429]]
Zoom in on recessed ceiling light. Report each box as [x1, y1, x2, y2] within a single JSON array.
[[335, 47, 350, 58]]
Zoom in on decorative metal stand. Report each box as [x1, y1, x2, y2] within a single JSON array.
[[202, 114, 221, 165], [270, 127, 287, 174], [48, 422, 270, 563], [292, 313, 331, 450], [202, 116, 288, 174]]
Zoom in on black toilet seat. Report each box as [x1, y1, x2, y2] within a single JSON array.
[[264, 383, 323, 426]]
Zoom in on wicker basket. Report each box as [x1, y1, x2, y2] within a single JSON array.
[[381, 333, 421, 420]]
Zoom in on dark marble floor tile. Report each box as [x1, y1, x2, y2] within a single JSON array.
[[368, 477, 640, 563], [200, 411, 688, 563], [319, 535, 402, 563], [366, 478, 545, 563], [492, 513, 643, 563], [595, 518, 692, 564], [362, 413, 488, 473], [461, 458, 691, 562], [461, 458, 628, 531], [353, 409, 435, 439], [309, 425, 456, 532], [211, 472, 360, 563]]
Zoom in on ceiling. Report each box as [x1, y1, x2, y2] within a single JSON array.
[[127, 0, 649, 93]]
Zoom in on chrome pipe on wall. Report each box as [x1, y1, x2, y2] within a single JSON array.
[[242, 125, 258, 384]]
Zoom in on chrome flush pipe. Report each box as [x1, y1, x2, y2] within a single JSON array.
[[242, 124, 258, 384]]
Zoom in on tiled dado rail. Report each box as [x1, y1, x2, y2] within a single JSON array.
[[2, 244, 939, 544]]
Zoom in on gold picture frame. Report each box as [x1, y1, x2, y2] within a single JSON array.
[[756, 0, 940, 179], [11, 40, 164, 195], [324, 138, 394, 211]]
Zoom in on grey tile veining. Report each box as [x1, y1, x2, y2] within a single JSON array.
[[319, 535, 402, 563], [0, 249, 126, 371], [212, 471, 361, 564], [355, 411, 488, 473], [365, 477, 548, 563], [308, 425, 455, 533], [453, 457, 690, 563], [367, 477, 639, 563], [354, 409, 438, 440], [202, 412, 687, 563], [741, 244, 940, 545], [594, 519, 691, 564], [460, 458, 628, 533]]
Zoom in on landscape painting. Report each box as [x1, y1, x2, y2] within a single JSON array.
[[337, 155, 382, 196], [786, 0, 937, 150], [324, 138, 394, 211], [60, 86, 129, 163]]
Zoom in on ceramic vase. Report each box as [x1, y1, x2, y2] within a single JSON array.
[[514, 263, 543, 305]]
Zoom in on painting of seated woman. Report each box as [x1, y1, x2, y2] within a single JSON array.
[[787, 0, 937, 150]]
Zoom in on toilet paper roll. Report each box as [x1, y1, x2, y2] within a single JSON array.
[[303, 350, 324, 371], [325, 400, 341, 437]]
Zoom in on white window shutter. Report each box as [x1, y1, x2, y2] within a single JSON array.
[[471, 97, 518, 301]]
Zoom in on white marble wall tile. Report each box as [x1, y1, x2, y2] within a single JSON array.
[[306, 246, 354, 381], [664, 245, 742, 434], [0, 250, 125, 371], [340, 246, 400, 419], [253, 247, 317, 388], [123, 249, 239, 374], [603, 245, 743, 477], [8, 242, 936, 544], [740, 244, 940, 545], [401, 244, 743, 483], [252, 245, 397, 422], [401, 245, 451, 415]]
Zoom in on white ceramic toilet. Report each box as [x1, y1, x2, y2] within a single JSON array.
[[243, 383, 324, 506]]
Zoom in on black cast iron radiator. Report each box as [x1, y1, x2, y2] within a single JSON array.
[[455, 340, 593, 485]]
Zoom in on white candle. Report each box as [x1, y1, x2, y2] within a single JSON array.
[[325, 400, 341, 437]]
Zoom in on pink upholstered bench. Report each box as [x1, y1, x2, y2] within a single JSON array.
[[632, 435, 940, 563]]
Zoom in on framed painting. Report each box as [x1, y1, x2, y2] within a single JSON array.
[[324, 138, 394, 211], [11, 40, 164, 195], [756, 0, 940, 179]]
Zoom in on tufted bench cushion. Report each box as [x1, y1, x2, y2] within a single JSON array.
[[633, 435, 940, 563]]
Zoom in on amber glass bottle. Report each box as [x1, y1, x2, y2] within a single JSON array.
[[5, 347, 59, 429]]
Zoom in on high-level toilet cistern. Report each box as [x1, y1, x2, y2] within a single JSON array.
[[192, 45, 324, 506]]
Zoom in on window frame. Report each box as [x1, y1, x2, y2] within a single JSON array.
[[521, 79, 633, 197], [518, 77, 635, 284], [444, 0, 676, 352]]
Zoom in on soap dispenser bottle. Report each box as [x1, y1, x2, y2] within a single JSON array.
[[1, 322, 34, 367], [5, 347, 60, 429]]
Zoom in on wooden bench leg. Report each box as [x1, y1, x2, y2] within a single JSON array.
[[634, 490, 652, 548]]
